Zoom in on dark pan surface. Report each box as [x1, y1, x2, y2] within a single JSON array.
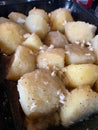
[[0, 0, 98, 130]]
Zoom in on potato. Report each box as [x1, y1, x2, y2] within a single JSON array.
[[17, 69, 65, 119], [65, 44, 96, 65], [22, 33, 43, 51], [37, 48, 65, 70], [60, 86, 98, 126], [0, 17, 10, 24], [65, 21, 97, 44], [49, 8, 73, 33], [6, 45, 36, 80], [60, 64, 98, 88], [91, 35, 98, 64], [29, 7, 49, 22], [8, 12, 26, 25], [44, 31, 69, 48], [25, 14, 50, 39], [0, 21, 26, 55]]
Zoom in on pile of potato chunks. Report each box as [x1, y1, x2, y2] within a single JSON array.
[[0, 7, 98, 130]]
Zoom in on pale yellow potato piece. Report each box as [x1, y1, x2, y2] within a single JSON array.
[[60, 86, 98, 127], [65, 44, 96, 65], [6, 45, 36, 81], [25, 14, 50, 39], [44, 31, 69, 48], [29, 7, 49, 22], [60, 64, 98, 88], [0, 21, 26, 55], [65, 21, 97, 43], [0, 17, 10, 24], [91, 35, 98, 65], [37, 48, 65, 69], [49, 8, 73, 33], [8, 12, 26, 24], [22, 33, 43, 51], [17, 69, 65, 119]]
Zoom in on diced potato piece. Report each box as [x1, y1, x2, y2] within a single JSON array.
[[60, 86, 98, 127], [6, 45, 36, 80], [0, 22, 26, 55], [44, 31, 69, 48], [17, 69, 65, 119], [49, 8, 73, 33], [22, 33, 43, 51], [65, 44, 96, 65], [0, 17, 10, 24], [25, 14, 50, 39], [91, 35, 98, 65], [37, 48, 65, 69], [65, 21, 97, 44], [60, 64, 98, 88], [8, 12, 26, 25], [29, 7, 49, 22]]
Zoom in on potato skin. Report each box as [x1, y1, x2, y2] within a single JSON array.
[[60, 64, 98, 88], [60, 86, 98, 127], [6, 45, 36, 81], [0, 21, 26, 55], [17, 69, 65, 119]]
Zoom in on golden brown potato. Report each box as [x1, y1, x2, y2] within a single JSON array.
[[17, 69, 65, 119], [22, 33, 43, 51], [60, 64, 98, 88], [0, 21, 26, 55], [25, 14, 50, 39], [29, 7, 49, 22], [49, 8, 73, 33], [37, 48, 65, 70], [8, 12, 26, 25], [91, 35, 98, 65], [65, 44, 96, 65], [44, 31, 69, 48], [60, 86, 98, 127], [65, 21, 97, 44], [6, 45, 36, 80]]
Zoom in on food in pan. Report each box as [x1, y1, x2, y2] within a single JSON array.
[[0, 7, 98, 130]]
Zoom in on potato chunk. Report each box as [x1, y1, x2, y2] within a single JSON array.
[[65, 44, 96, 65], [0, 22, 26, 55], [37, 48, 65, 70], [44, 31, 69, 48], [17, 69, 65, 119], [25, 14, 50, 39], [91, 35, 98, 65], [22, 33, 43, 51], [6, 45, 36, 80], [60, 86, 98, 126], [8, 12, 26, 25], [65, 21, 97, 44], [28, 8, 49, 22], [60, 64, 98, 88], [49, 8, 73, 33]]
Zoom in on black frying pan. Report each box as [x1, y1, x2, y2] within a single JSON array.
[[0, 0, 98, 130]]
